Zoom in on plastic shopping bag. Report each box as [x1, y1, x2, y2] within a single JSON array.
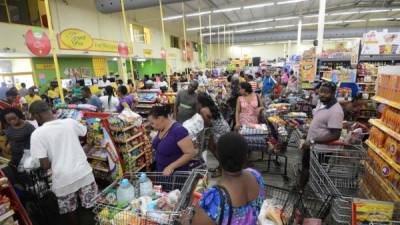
[[19, 150, 40, 172], [182, 113, 204, 140]]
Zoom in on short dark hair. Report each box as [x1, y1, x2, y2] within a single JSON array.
[[217, 132, 248, 172], [240, 82, 253, 94], [117, 85, 128, 95], [6, 88, 18, 97], [21, 83, 26, 88], [149, 105, 170, 118], [0, 107, 24, 124], [81, 86, 91, 94], [29, 100, 50, 115], [320, 81, 337, 93]]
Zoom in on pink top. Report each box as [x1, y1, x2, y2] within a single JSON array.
[[239, 95, 259, 126]]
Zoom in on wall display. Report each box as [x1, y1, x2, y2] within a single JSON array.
[[58, 28, 132, 53], [25, 28, 51, 57], [362, 31, 400, 55], [300, 59, 316, 82]]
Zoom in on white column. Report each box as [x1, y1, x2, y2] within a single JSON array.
[[284, 44, 287, 57], [316, 0, 326, 54], [297, 19, 302, 55], [288, 40, 292, 57]]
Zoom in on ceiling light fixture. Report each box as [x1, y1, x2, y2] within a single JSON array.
[[213, 7, 241, 13], [330, 11, 359, 16], [369, 18, 394, 21], [274, 25, 295, 28], [277, 0, 308, 5], [163, 15, 183, 21], [186, 11, 211, 17], [343, 19, 367, 23], [302, 23, 318, 26], [235, 29, 254, 33], [359, 9, 390, 13], [304, 14, 319, 18], [253, 27, 273, 31], [275, 16, 299, 21], [392, 8, 400, 11], [228, 22, 250, 26], [243, 3, 274, 9], [325, 21, 343, 24], [251, 19, 274, 24]]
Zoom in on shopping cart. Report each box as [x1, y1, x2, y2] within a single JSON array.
[[263, 185, 333, 225], [309, 142, 366, 200], [93, 169, 207, 225]]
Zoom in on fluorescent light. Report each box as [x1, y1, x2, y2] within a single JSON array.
[[304, 14, 319, 18], [274, 25, 295, 29], [343, 19, 367, 23], [251, 43, 265, 46], [275, 16, 299, 21], [163, 15, 183, 21], [186, 11, 211, 17], [330, 11, 359, 16], [253, 27, 273, 31], [392, 8, 400, 12], [213, 7, 241, 13], [251, 19, 273, 24], [302, 23, 318, 26], [235, 29, 254, 33], [201, 32, 216, 36], [243, 3, 274, 9], [187, 27, 202, 31], [359, 9, 390, 13], [277, 0, 308, 5], [228, 22, 250, 26], [325, 21, 343, 25], [369, 18, 394, 21]]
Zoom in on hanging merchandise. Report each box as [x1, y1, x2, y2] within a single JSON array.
[[118, 42, 129, 58], [25, 28, 51, 57]]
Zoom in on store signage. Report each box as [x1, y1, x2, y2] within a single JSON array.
[[300, 59, 316, 82], [143, 49, 152, 57], [35, 64, 55, 70], [361, 31, 400, 55], [58, 29, 132, 53], [118, 42, 129, 58], [25, 28, 51, 57]]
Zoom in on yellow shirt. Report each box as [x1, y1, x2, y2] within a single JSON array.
[[48, 89, 59, 99], [25, 95, 42, 106], [111, 82, 118, 90], [239, 77, 246, 83], [90, 85, 100, 95]]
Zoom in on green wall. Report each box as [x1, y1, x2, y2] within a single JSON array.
[[32, 57, 94, 93], [107, 60, 119, 74], [135, 59, 166, 79]]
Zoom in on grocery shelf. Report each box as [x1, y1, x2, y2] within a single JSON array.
[[115, 132, 143, 143], [372, 96, 400, 110], [369, 119, 400, 142], [128, 142, 145, 153], [359, 54, 400, 62], [134, 164, 146, 172], [109, 124, 136, 132], [357, 82, 375, 85], [321, 77, 332, 82], [363, 161, 400, 202], [87, 155, 107, 162], [365, 140, 400, 174], [318, 56, 351, 62], [132, 151, 145, 160], [0, 210, 14, 222], [93, 166, 109, 173]]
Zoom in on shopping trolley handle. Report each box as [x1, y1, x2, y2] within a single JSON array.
[[321, 140, 346, 146]]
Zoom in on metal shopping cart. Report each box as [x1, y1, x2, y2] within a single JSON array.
[[309, 142, 366, 200], [263, 185, 333, 225], [93, 169, 207, 225]]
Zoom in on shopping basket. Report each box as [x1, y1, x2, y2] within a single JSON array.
[[309, 143, 366, 200], [263, 184, 332, 225], [93, 169, 207, 225]]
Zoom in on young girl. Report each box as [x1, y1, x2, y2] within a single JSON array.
[[100, 86, 119, 112], [1, 108, 35, 169]]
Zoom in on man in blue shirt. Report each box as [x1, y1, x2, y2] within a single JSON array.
[[261, 69, 276, 97], [82, 86, 103, 111]]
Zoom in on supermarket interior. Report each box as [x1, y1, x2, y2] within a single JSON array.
[[1, 0, 400, 224]]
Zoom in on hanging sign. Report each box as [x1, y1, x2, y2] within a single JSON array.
[[25, 28, 51, 57], [143, 49, 152, 57], [118, 42, 129, 58], [58, 29, 132, 53], [39, 73, 46, 84]]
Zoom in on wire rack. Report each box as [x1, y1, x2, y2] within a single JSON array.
[[93, 169, 207, 225]]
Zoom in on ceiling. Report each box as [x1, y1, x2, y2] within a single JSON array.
[[125, 0, 400, 43]]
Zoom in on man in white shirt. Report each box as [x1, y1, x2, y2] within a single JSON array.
[[29, 101, 97, 225]]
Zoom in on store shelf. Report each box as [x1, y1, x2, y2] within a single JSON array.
[[87, 155, 107, 162], [359, 54, 400, 62], [115, 132, 143, 143], [357, 82, 375, 85], [365, 140, 400, 174], [93, 166, 109, 173], [0, 210, 14, 222], [369, 119, 400, 142], [132, 151, 145, 160], [134, 164, 146, 172], [128, 142, 144, 153], [372, 96, 400, 110], [318, 56, 351, 62], [110, 124, 136, 132], [321, 77, 332, 82]]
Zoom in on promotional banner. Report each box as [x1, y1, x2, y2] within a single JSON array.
[[362, 31, 400, 55], [25, 28, 51, 57]]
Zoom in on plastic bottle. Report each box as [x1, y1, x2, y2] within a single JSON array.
[[139, 173, 153, 197], [116, 178, 135, 207]]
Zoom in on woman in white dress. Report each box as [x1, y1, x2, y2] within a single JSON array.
[[99, 86, 119, 112]]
